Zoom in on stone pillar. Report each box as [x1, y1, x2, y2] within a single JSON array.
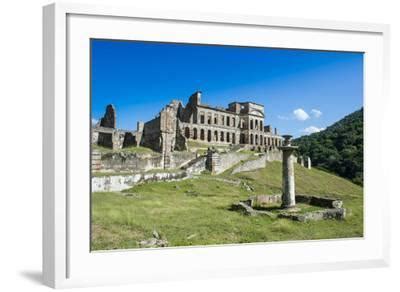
[[306, 157, 312, 169], [206, 147, 221, 175], [278, 135, 298, 208]]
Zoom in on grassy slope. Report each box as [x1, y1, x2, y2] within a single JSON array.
[[91, 162, 363, 250]]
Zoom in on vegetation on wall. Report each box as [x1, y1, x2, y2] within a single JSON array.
[[294, 108, 363, 185]]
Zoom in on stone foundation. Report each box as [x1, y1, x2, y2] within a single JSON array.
[[296, 195, 343, 209], [278, 208, 346, 222], [231, 194, 346, 222]]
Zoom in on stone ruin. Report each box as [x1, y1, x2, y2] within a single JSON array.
[[205, 147, 221, 174], [232, 135, 346, 222], [297, 155, 312, 169], [100, 104, 116, 128], [92, 91, 285, 169], [92, 104, 143, 151]]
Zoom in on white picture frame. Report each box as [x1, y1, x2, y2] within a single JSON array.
[[43, 2, 390, 288]]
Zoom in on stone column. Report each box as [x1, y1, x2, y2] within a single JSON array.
[[306, 157, 312, 169], [278, 135, 298, 208]]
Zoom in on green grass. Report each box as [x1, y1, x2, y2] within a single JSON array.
[[91, 162, 363, 250]]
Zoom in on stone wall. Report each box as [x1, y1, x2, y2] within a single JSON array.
[[91, 149, 102, 171], [95, 151, 196, 173], [92, 171, 188, 192], [183, 156, 207, 175], [265, 149, 282, 162], [170, 151, 197, 168], [232, 154, 266, 174], [141, 117, 162, 152], [214, 152, 251, 174]]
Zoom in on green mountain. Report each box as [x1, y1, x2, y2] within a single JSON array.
[[294, 108, 363, 185]]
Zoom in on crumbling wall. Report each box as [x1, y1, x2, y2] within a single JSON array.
[[265, 149, 282, 161], [206, 150, 251, 175], [232, 155, 266, 174], [122, 132, 137, 147], [100, 104, 116, 128], [95, 151, 196, 173], [141, 117, 162, 152]]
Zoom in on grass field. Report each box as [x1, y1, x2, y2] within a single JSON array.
[[91, 161, 363, 251]]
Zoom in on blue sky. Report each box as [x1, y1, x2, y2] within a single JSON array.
[[91, 39, 363, 137]]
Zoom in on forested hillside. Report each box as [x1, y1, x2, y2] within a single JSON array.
[[294, 108, 363, 185]]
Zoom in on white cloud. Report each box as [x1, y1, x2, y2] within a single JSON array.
[[301, 126, 325, 135], [311, 109, 322, 118], [293, 108, 310, 121], [92, 118, 98, 125]]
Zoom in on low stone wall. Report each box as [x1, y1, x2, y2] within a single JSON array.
[[265, 149, 282, 162], [92, 171, 188, 192], [97, 151, 196, 172], [232, 155, 266, 174], [246, 194, 282, 207], [100, 152, 163, 172], [278, 208, 346, 222], [296, 195, 343, 208], [216, 152, 251, 174], [183, 156, 207, 175]]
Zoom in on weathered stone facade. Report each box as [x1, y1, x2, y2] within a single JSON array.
[[92, 91, 284, 168], [177, 91, 283, 151]]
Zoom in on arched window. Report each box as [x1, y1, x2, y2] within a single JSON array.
[[214, 115, 218, 125], [200, 112, 205, 124], [250, 134, 254, 145], [255, 120, 258, 130], [260, 121, 263, 129], [207, 113, 212, 125], [232, 133, 236, 144], [240, 133, 245, 144], [207, 130, 212, 142], [184, 127, 190, 139], [214, 130, 218, 142], [250, 120, 254, 130], [260, 135, 263, 145], [200, 129, 205, 140], [193, 128, 198, 140], [232, 117, 236, 127], [255, 135, 258, 145], [226, 132, 230, 143], [227, 116, 230, 127], [220, 131, 224, 142]]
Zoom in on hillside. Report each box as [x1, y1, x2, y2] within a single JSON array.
[[294, 108, 363, 185], [91, 162, 363, 250]]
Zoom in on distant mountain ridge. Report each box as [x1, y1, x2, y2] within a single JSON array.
[[294, 108, 363, 185]]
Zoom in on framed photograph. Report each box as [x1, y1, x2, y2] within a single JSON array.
[[43, 2, 390, 288]]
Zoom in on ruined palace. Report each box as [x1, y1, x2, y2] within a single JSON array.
[[92, 91, 283, 155]]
